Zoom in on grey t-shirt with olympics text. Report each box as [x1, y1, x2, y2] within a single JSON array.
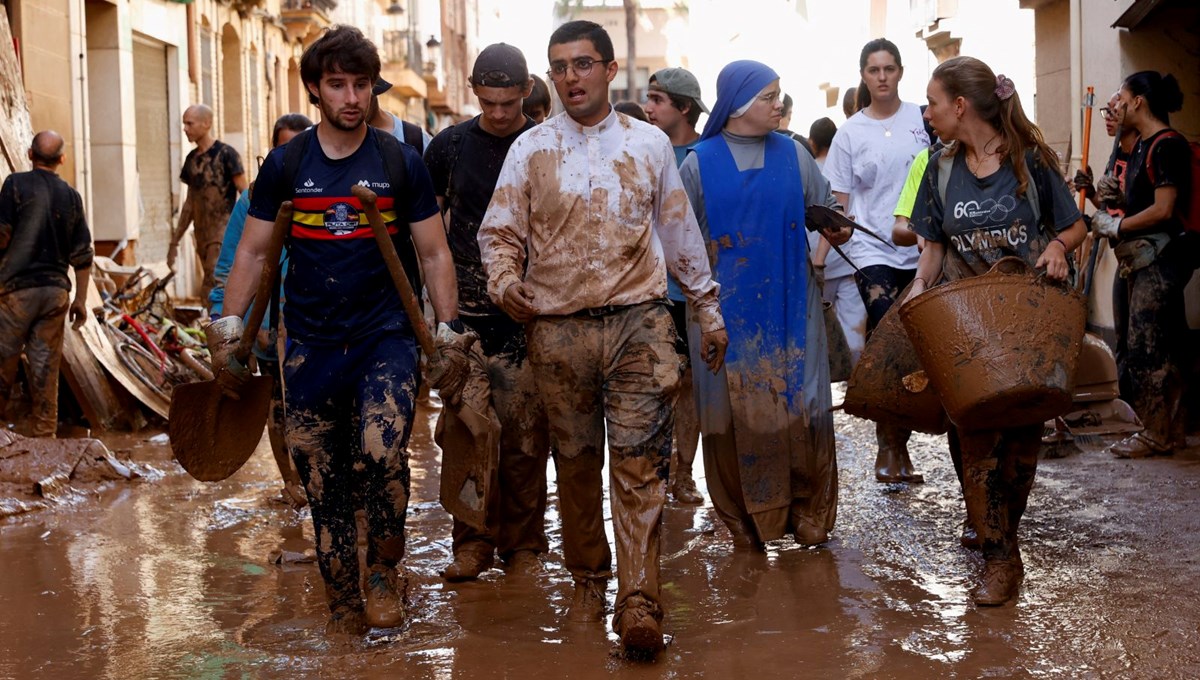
[[910, 150, 1080, 279]]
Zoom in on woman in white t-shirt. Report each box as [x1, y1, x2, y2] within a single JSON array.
[[823, 38, 929, 485]]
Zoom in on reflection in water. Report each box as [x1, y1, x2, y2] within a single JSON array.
[[2, 401, 1199, 678]]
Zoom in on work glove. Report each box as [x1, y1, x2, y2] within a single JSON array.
[[427, 321, 477, 401], [1095, 175, 1125, 210], [1072, 166, 1094, 198], [1091, 211, 1122, 239], [206, 316, 247, 398]]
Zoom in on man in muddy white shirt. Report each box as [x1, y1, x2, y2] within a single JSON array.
[[478, 20, 727, 659]]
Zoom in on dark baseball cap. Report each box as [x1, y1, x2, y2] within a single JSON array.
[[373, 77, 393, 96], [470, 43, 529, 88], [649, 67, 709, 114]]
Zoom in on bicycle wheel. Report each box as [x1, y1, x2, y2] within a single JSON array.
[[115, 340, 171, 400]]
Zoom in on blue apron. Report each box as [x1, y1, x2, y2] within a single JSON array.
[[690, 133, 812, 532]]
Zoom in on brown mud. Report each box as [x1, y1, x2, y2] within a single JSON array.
[[4, 397, 1200, 677]]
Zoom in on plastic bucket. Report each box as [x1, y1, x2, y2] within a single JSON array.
[[843, 281, 950, 435], [898, 257, 1086, 432]]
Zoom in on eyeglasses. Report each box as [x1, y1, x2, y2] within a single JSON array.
[[547, 57, 611, 82], [472, 70, 520, 88], [1100, 107, 1116, 120], [756, 91, 781, 105]]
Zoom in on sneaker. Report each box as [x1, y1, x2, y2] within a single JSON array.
[[1109, 433, 1171, 459], [442, 551, 495, 582], [620, 607, 665, 659], [365, 567, 407, 628], [325, 608, 368, 636], [671, 473, 704, 505], [505, 550, 544, 577], [971, 558, 1023, 606], [566, 578, 607, 622]]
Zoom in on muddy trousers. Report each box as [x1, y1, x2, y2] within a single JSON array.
[[0, 287, 69, 437], [1113, 251, 1187, 448], [283, 334, 418, 615], [855, 265, 916, 460], [451, 317, 550, 560], [194, 232, 223, 306], [527, 302, 680, 633], [948, 425, 1040, 560], [667, 299, 701, 485]]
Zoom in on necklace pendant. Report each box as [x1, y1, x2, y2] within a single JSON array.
[[884, 129, 892, 137]]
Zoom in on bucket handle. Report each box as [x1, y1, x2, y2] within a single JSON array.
[[987, 256, 1070, 288]]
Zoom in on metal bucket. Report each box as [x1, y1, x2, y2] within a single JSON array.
[[898, 257, 1087, 432], [843, 281, 950, 435]]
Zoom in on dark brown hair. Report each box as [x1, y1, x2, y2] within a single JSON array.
[[932, 56, 1057, 195], [300, 25, 381, 106]]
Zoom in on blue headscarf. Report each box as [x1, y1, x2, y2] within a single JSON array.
[[699, 60, 780, 141]]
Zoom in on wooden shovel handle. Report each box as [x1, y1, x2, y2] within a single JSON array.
[[234, 201, 292, 363], [350, 185, 436, 356]]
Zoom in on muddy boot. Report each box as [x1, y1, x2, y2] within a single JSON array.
[[619, 607, 665, 659], [874, 425, 904, 482], [326, 607, 369, 636], [566, 578, 607, 623], [365, 567, 407, 628], [971, 557, 1024, 606], [442, 550, 495, 582], [504, 550, 544, 577], [671, 465, 704, 505], [897, 446, 924, 484], [793, 519, 829, 547]]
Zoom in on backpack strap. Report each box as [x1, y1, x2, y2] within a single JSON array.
[[1145, 130, 1183, 185], [368, 127, 422, 296], [937, 146, 1047, 233], [442, 122, 469, 213], [280, 127, 313, 200], [401, 120, 425, 155]]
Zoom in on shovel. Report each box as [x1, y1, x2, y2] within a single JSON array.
[[351, 185, 500, 531], [168, 202, 292, 482]]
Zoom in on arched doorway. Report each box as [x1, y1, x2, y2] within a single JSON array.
[[220, 23, 244, 153]]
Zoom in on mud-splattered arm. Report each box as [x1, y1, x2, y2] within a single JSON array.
[[656, 145, 723, 333], [477, 148, 531, 308]]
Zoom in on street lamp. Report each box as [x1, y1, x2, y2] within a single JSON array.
[[424, 35, 441, 76]]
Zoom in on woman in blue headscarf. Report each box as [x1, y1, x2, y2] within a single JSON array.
[[679, 61, 850, 550]]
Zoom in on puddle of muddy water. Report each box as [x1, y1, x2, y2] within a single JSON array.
[[3, 395, 1200, 679]]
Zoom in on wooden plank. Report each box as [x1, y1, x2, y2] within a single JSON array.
[[59, 326, 123, 432], [0, 11, 33, 183]]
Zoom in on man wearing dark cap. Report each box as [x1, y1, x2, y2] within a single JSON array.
[[423, 42, 549, 583], [644, 66, 708, 506], [368, 77, 432, 153]]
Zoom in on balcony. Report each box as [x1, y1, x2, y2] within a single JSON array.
[[281, 0, 335, 44]]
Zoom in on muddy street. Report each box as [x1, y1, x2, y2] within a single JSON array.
[[3, 396, 1200, 679]]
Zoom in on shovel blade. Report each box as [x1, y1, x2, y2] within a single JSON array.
[[168, 376, 273, 482]]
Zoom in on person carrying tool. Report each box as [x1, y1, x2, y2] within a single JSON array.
[[823, 38, 929, 485], [423, 43, 550, 582], [0, 131, 93, 438], [216, 25, 469, 636], [905, 56, 1086, 606], [209, 113, 313, 509], [478, 20, 727, 658], [168, 104, 248, 303], [1073, 91, 1139, 211], [679, 60, 849, 551]]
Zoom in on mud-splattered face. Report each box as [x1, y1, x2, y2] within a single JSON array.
[[548, 40, 617, 128], [861, 50, 902, 106], [473, 82, 533, 138], [924, 78, 958, 142], [309, 70, 371, 132]]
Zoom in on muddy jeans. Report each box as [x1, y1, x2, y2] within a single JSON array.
[[527, 301, 680, 633], [948, 424, 1040, 561], [1113, 249, 1187, 447], [283, 333, 419, 615], [0, 286, 69, 437], [451, 315, 550, 560], [855, 265, 917, 456]]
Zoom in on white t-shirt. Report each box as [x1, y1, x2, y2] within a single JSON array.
[[807, 157, 854, 279], [823, 101, 928, 270]]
